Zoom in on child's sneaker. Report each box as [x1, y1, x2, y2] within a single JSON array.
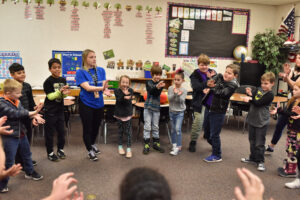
[[32, 160, 37, 166], [170, 147, 180, 156], [25, 170, 43, 181], [285, 178, 300, 189], [48, 152, 59, 162], [257, 163, 266, 172], [204, 155, 222, 162], [126, 151, 132, 159], [241, 157, 256, 165], [0, 187, 9, 193], [143, 143, 150, 154], [265, 145, 274, 155], [153, 138, 165, 153], [278, 158, 297, 177], [88, 150, 98, 161], [57, 149, 66, 159], [119, 147, 125, 155], [91, 144, 101, 155]]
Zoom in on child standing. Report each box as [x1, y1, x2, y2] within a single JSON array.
[[143, 65, 165, 154], [9, 63, 38, 166], [269, 81, 300, 180], [241, 72, 275, 171], [203, 64, 240, 162], [188, 54, 216, 152], [0, 79, 44, 193], [114, 75, 134, 158], [43, 58, 70, 162], [168, 69, 187, 155]]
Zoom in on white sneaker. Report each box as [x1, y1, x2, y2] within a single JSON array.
[[285, 178, 300, 189], [170, 147, 179, 156], [257, 163, 265, 172]]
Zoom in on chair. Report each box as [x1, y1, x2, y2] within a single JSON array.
[[102, 104, 117, 144]]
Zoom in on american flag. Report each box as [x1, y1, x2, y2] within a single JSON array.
[[278, 8, 295, 38]]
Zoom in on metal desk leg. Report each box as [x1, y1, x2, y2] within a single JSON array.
[[104, 121, 107, 144]]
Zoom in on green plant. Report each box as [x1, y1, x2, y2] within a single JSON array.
[[114, 3, 121, 10], [35, 0, 42, 5], [136, 5, 142, 11], [93, 2, 100, 9], [252, 29, 287, 74], [23, 0, 31, 4], [146, 5, 152, 13], [47, 0, 54, 6], [103, 2, 111, 10], [71, 0, 78, 7], [155, 6, 162, 13], [82, 1, 89, 8]]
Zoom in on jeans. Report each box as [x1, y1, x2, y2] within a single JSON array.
[[143, 109, 160, 139], [204, 112, 225, 158], [44, 112, 65, 154], [271, 113, 288, 145], [79, 99, 103, 151], [169, 111, 184, 147], [248, 124, 268, 163], [190, 106, 206, 142], [0, 136, 33, 190], [16, 117, 33, 165]]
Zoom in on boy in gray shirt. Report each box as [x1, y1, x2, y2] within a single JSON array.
[[241, 72, 275, 172]]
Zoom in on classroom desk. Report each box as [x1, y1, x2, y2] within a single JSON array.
[[131, 78, 174, 90], [230, 93, 288, 104], [0, 89, 81, 97]]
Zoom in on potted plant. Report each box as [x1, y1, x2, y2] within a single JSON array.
[[251, 29, 287, 74]]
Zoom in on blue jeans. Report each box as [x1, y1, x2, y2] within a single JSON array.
[[204, 112, 225, 158], [143, 109, 160, 139], [271, 113, 288, 145], [169, 111, 184, 147], [0, 136, 33, 190]]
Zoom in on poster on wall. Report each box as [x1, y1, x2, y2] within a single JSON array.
[[0, 51, 22, 79], [52, 51, 82, 86]]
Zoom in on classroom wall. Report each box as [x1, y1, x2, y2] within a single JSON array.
[[0, 0, 278, 86]]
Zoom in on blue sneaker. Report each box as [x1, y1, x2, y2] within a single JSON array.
[[204, 155, 222, 163]]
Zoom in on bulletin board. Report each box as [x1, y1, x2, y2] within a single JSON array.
[[52, 51, 82, 86], [0, 51, 22, 79], [166, 2, 250, 58]]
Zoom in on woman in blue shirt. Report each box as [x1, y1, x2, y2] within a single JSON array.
[[76, 49, 111, 161]]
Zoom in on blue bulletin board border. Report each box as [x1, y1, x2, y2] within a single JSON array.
[[52, 50, 83, 86]]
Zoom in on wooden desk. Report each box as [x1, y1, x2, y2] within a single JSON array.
[[230, 93, 288, 104], [0, 89, 81, 97]]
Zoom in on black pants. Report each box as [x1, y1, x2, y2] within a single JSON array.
[[79, 100, 103, 151], [44, 112, 65, 154], [117, 119, 132, 147], [15, 118, 33, 165], [248, 124, 268, 163]]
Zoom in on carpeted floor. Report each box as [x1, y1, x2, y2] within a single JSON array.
[[0, 114, 299, 200]]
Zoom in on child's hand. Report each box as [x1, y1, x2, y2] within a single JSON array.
[[32, 118, 38, 126], [178, 90, 183, 95], [245, 87, 252, 96], [34, 103, 44, 111], [43, 172, 83, 200], [33, 114, 45, 124], [234, 168, 265, 200], [269, 107, 277, 115], [292, 106, 300, 115], [291, 115, 300, 120], [124, 96, 131, 100], [35, 103, 44, 113], [203, 88, 210, 94], [207, 79, 215, 88], [173, 87, 178, 94], [0, 164, 22, 180], [242, 96, 252, 103], [283, 63, 291, 75], [0, 116, 7, 127], [156, 81, 165, 89], [62, 88, 71, 95], [0, 125, 13, 135], [206, 70, 216, 78], [103, 89, 112, 97]]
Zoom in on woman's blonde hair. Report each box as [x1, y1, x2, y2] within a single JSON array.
[[3, 79, 22, 94], [82, 49, 95, 71], [288, 81, 300, 107]]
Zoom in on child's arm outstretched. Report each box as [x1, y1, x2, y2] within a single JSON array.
[[146, 81, 164, 96]]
